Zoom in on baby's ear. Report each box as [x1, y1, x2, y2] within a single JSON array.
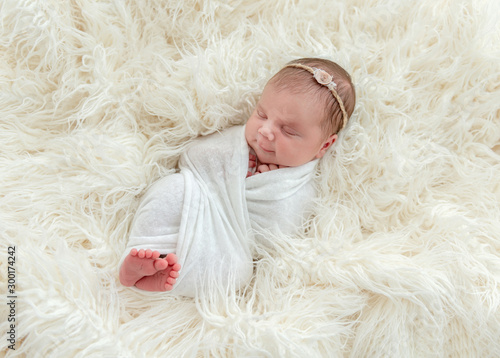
[[315, 134, 337, 159]]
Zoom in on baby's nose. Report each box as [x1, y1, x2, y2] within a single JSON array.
[[258, 125, 275, 141]]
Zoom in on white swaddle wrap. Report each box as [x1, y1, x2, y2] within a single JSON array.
[[124, 125, 317, 297]]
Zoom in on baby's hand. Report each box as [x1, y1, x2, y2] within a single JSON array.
[[248, 154, 257, 169], [247, 153, 287, 177], [247, 154, 257, 178], [257, 163, 286, 173]]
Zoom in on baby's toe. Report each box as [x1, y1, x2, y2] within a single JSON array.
[[154, 259, 169, 271], [165, 253, 178, 265], [172, 263, 181, 272], [166, 277, 176, 285], [137, 249, 146, 258]]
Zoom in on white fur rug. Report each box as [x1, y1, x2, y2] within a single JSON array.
[[1, 0, 499, 356]]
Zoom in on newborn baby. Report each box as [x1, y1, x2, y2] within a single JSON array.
[[119, 57, 356, 296]]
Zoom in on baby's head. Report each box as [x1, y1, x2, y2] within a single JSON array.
[[245, 58, 356, 167]]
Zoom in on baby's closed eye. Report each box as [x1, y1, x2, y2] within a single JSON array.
[[282, 127, 298, 136]]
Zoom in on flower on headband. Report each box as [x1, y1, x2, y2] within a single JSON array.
[[313, 67, 337, 89]]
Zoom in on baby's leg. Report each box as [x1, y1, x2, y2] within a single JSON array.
[[119, 249, 180, 291], [119, 174, 185, 292]]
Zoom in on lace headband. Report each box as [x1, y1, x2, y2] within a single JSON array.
[[283, 63, 349, 132]]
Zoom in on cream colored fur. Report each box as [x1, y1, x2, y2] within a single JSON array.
[[1, 0, 499, 357]]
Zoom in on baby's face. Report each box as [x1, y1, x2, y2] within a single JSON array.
[[245, 82, 337, 167]]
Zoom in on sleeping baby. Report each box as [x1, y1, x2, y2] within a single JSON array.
[[119, 57, 356, 296]]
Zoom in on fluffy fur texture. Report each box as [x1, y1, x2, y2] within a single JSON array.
[[1, 0, 499, 356]]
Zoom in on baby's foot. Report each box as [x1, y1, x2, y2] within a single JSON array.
[[119, 249, 173, 287], [134, 253, 181, 292]]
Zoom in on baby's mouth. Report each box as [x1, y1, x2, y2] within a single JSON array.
[[257, 138, 274, 153], [258, 143, 274, 153]]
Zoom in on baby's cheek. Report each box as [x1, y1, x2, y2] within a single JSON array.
[[280, 146, 311, 167], [278, 144, 296, 165]]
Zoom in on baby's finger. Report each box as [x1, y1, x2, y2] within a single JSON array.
[[257, 164, 270, 173], [249, 154, 256, 160], [268, 164, 279, 171], [248, 159, 256, 167]]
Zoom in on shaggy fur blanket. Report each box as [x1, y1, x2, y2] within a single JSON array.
[[1, 0, 499, 356]]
